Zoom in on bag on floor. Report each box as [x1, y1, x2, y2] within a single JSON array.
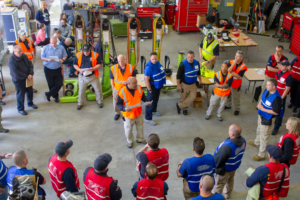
[[254, 86, 262, 102]]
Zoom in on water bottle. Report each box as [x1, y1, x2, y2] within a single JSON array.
[[164, 25, 168, 34]]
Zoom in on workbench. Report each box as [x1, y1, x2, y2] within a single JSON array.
[[244, 68, 265, 102]]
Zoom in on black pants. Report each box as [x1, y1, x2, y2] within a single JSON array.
[[13, 79, 33, 111], [274, 97, 286, 130], [44, 66, 63, 99], [290, 79, 300, 108], [37, 38, 50, 46], [145, 84, 161, 120]]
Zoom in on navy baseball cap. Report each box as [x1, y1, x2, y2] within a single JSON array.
[[82, 44, 90, 52], [266, 145, 282, 160], [94, 153, 112, 171], [278, 60, 290, 66], [55, 140, 73, 156]]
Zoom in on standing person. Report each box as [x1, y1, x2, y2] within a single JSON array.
[[136, 134, 169, 181], [48, 140, 80, 198], [0, 104, 9, 132], [8, 46, 38, 115], [249, 78, 282, 161], [60, 38, 77, 78], [36, 23, 50, 46], [0, 88, 5, 105], [177, 137, 216, 200], [41, 36, 67, 103], [225, 50, 247, 116], [73, 45, 103, 110], [190, 175, 225, 200], [176, 51, 202, 115], [0, 153, 12, 200], [246, 145, 290, 200], [110, 55, 136, 120], [258, 45, 288, 102], [288, 56, 300, 117], [132, 163, 168, 199], [6, 150, 46, 199], [117, 77, 149, 148], [144, 52, 166, 126], [83, 154, 122, 200], [277, 117, 300, 168], [35, 1, 50, 38], [205, 60, 233, 121], [199, 32, 220, 69], [213, 124, 246, 199], [272, 60, 292, 135]]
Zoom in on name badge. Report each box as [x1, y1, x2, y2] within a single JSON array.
[[266, 100, 271, 106], [195, 65, 199, 69], [160, 67, 163, 70], [280, 77, 285, 82]]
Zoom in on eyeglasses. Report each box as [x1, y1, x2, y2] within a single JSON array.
[[15, 51, 23, 53]]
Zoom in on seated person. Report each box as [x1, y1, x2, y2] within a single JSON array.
[[6, 150, 46, 200], [58, 19, 75, 42], [60, 38, 77, 78], [36, 23, 50, 46]]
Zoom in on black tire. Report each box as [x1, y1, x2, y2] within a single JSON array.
[[65, 89, 74, 96], [66, 83, 74, 90]]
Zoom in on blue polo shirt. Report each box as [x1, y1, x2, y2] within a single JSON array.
[[41, 44, 67, 69]]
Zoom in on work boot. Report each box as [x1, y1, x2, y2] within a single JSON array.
[[45, 93, 50, 102], [205, 115, 210, 120], [152, 112, 162, 116], [293, 107, 298, 113], [234, 111, 239, 115], [33, 88, 37, 93], [183, 110, 188, 115], [225, 106, 231, 109], [114, 114, 120, 121], [252, 155, 266, 161], [28, 104, 38, 109], [248, 141, 259, 148], [136, 139, 147, 144], [77, 105, 83, 110], [272, 128, 279, 135], [0, 128, 9, 133], [0, 100, 5, 105], [127, 143, 133, 148], [55, 98, 59, 103], [145, 120, 156, 126], [176, 103, 181, 114], [18, 110, 28, 115], [288, 103, 293, 108], [217, 117, 223, 121], [99, 103, 103, 108]]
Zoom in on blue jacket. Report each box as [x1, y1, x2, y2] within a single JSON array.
[[0, 159, 8, 187], [144, 60, 166, 89], [258, 89, 283, 120], [191, 193, 224, 200], [182, 59, 199, 84], [35, 9, 50, 25], [214, 137, 246, 172]]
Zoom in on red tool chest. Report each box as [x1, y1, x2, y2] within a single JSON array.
[[281, 12, 300, 39], [174, 0, 209, 33], [289, 24, 300, 56], [165, 4, 175, 25], [137, 7, 161, 30]]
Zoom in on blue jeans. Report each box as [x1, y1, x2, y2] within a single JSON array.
[[0, 186, 8, 200], [63, 55, 76, 75], [274, 97, 286, 130], [45, 23, 51, 38], [13, 79, 34, 111], [145, 84, 161, 120]]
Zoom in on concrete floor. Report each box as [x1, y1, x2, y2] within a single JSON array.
[[1, 29, 300, 200]]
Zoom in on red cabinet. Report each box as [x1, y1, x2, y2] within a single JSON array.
[[282, 12, 300, 39], [137, 7, 161, 30], [289, 24, 300, 56], [174, 0, 209, 33], [165, 4, 175, 25]]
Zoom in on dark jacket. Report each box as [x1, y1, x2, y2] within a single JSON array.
[[60, 40, 73, 59], [214, 136, 244, 175], [8, 53, 33, 82]]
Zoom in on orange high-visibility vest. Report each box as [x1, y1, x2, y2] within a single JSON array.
[[119, 85, 143, 119], [214, 71, 233, 97], [76, 51, 99, 78], [230, 60, 247, 89], [111, 63, 134, 91], [15, 38, 34, 60]]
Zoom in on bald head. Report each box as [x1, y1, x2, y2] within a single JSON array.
[[145, 162, 158, 180], [13, 46, 23, 57], [13, 150, 28, 167], [117, 54, 125, 68], [127, 77, 138, 90], [50, 36, 57, 48], [200, 175, 214, 192], [65, 38, 72, 46], [229, 124, 241, 138]]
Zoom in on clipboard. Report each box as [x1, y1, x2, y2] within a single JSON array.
[[26, 78, 33, 88]]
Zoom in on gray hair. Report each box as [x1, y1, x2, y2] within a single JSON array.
[[117, 54, 125, 60], [65, 38, 72, 43], [236, 50, 243, 57]]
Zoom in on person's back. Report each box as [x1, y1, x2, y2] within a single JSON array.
[[190, 193, 224, 200]]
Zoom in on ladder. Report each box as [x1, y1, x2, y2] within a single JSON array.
[[236, 7, 250, 33], [267, 1, 282, 30]]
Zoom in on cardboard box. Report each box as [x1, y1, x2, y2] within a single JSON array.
[[197, 15, 209, 27], [193, 92, 203, 108]]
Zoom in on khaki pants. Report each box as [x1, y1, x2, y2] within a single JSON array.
[[0, 105, 3, 130], [213, 170, 236, 199], [124, 115, 144, 144], [78, 74, 103, 105], [226, 87, 241, 111], [178, 83, 197, 110], [258, 76, 271, 105], [255, 115, 275, 158], [112, 88, 121, 115], [182, 179, 199, 200], [206, 93, 229, 118]]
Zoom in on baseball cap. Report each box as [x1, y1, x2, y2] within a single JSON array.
[[266, 145, 282, 160], [18, 30, 26, 35], [94, 153, 112, 171], [55, 140, 73, 156], [82, 44, 90, 52], [207, 32, 213, 40], [278, 60, 290, 66]]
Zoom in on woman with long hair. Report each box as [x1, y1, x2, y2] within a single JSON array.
[[35, 1, 51, 37], [277, 117, 300, 167], [59, 13, 67, 26], [36, 23, 50, 46]]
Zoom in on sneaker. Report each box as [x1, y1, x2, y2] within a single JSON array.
[[114, 114, 120, 121], [45, 93, 50, 102], [217, 117, 223, 121], [136, 139, 147, 144], [55, 98, 59, 103], [28, 104, 38, 109], [69, 74, 78, 78], [272, 128, 278, 135], [77, 105, 83, 110], [248, 141, 259, 148], [99, 103, 103, 108], [225, 106, 231, 109], [0, 101, 5, 105], [18, 110, 28, 115], [176, 103, 181, 114], [205, 115, 210, 120], [252, 155, 266, 161], [234, 111, 239, 115], [183, 110, 188, 115], [152, 112, 162, 116], [0, 129, 9, 133], [288, 103, 293, 108], [127, 143, 133, 148], [293, 107, 298, 113], [145, 120, 156, 126]]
